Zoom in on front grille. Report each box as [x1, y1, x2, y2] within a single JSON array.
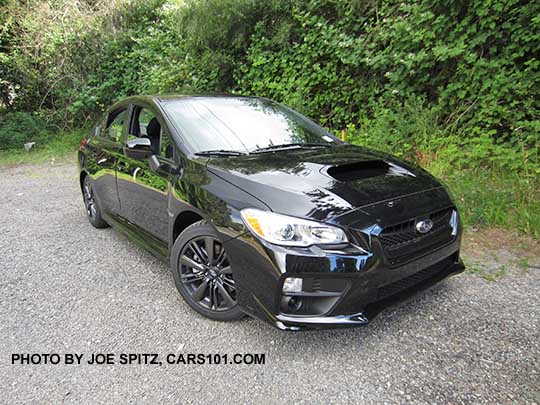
[[379, 208, 455, 261], [377, 255, 454, 300]]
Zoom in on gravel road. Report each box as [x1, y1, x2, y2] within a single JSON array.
[[1, 162, 539, 404]]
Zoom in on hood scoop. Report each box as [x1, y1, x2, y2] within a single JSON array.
[[326, 160, 413, 182]]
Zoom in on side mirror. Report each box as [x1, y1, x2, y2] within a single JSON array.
[[123, 137, 152, 159]]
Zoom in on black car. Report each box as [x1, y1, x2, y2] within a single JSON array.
[[78, 95, 464, 330]]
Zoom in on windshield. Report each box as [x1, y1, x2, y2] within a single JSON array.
[[162, 97, 340, 154]]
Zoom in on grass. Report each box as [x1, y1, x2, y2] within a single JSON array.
[[518, 257, 530, 273], [461, 228, 539, 280], [425, 161, 540, 240], [0, 130, 84, 167], [465, 261, 508, 282], [346, 101, 540, 240]]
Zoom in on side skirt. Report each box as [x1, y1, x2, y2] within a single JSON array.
[[103, 212, 169, 262]]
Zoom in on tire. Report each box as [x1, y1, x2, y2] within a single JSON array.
[[171, 220, 244, 321], [82, 175, 108, 229]]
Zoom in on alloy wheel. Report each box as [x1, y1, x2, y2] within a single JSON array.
[[179, 236, 237, 311], [83, 180, 97, 219]]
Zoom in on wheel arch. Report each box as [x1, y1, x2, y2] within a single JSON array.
[[79, 169, 90, 196], [171, 210, 205, 246], [79, 170, 89, 194]]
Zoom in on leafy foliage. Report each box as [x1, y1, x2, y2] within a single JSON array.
[[0, 111, 52, 150], [0, 0, 539, 235]]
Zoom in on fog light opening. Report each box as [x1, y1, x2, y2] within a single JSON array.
[[286, 296, 303, 313]]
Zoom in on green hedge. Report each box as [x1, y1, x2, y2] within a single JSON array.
[[0, 112, 53, 150], [3, 0, 538, 169], [0, 1, 538, 225]]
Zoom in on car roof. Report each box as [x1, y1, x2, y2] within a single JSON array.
[[155, 93, 261, 102], [116, 93, 262, 106]]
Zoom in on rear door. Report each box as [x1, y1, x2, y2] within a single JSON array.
[[116, 103, 175, 241], [85, 107, 127, 215]]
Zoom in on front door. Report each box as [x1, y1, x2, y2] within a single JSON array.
[[116, 104, 175, 242]]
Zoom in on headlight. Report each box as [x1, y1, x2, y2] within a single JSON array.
[[240, 208, 348, 247]]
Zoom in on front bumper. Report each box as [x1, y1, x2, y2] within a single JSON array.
[[275, 256, 464, 330], [220, 227, 464, 331]]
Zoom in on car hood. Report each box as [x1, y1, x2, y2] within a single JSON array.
[[206, 144, 452, 227]]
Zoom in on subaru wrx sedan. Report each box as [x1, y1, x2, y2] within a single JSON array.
[[78, 95, 464, 330]]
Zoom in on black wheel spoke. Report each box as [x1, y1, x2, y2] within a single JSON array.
[[204, 236, 215, 265], [215, 248, 226, 266], [179, 235, 237, 312], [191, 279, 209, 301], [216, 282, 235, 307], [222, 277, 235, 289], [189, 242, 206, 263], [181, 273, 205, 284], [180, 255, 206, 272], [211, 283, 219, 310]]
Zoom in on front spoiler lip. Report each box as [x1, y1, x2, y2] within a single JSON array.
[[275, 313, 370, 331], [272, 260, 465, 331]]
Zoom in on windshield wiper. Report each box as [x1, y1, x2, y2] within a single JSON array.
[[251, 143, 334, 153], [195, 149, 248, 157]]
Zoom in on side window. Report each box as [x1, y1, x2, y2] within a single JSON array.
[[104, 109, 127, 143], [161, 131, 173, 159], [138, 109, 155, 137], [129, 106, 174, 159], [127, 107, 155, 141]]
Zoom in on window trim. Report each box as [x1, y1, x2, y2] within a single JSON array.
[[127, 103, 176, 162], [100, 107, 128, 144]]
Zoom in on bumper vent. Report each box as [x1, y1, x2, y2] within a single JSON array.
[[286, 256, 329, 273], [379, 208, 455, 261], [377, 255, 454, 300]]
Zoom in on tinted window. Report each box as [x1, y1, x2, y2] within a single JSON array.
[[161, 131, 173, 159], [137, 108, 155, 137], [104, 109, 127, 143], [128, 106, 173, 159], [127, 107, 155, 141], [162, 97, 339, 153]]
